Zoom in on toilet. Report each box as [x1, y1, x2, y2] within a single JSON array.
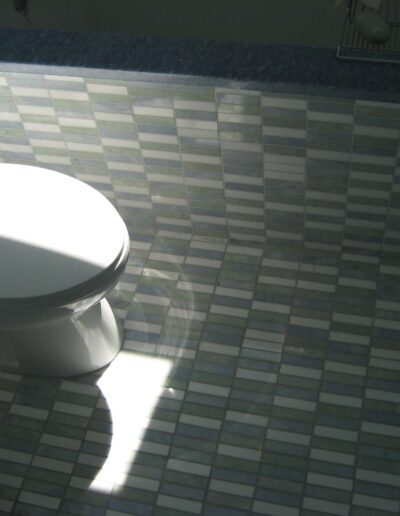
[[0, 163, 130, 377]]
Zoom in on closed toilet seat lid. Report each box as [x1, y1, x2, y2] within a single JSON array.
[[0, 164, 128, 300]]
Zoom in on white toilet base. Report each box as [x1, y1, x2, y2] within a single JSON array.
[[0, 299, 123, 377]]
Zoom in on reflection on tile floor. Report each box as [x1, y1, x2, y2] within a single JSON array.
[[1, 230, 400, 516]]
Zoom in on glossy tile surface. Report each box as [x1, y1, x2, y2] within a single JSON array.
[[0, 66, 399, 515]]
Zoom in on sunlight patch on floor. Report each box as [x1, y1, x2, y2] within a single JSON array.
[[90, 351, 172, 493]]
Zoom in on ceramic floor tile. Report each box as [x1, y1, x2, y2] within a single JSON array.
[[0, 65, 400, 515]]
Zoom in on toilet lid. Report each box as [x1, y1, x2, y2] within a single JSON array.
[[0, 164, 128, 299]]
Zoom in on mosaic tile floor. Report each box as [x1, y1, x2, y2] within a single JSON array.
[[0, 64, 399, 515], [1, 228, 400, 516]]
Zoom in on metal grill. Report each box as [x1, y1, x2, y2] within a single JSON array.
[[337, 0, 400, 63]]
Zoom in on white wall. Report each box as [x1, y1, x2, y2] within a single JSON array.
[[1, 0, 346, 48]]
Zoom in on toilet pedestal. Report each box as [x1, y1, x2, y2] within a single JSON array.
[[0, 163, 130, 378], [0, 299, 123, 377]]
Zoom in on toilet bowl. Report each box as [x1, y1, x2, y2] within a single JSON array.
[[0, 163, 130, 377]]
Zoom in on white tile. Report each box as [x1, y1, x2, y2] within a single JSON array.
[[0, 499, 15, 513], [215, 286, 253, 299], [289, 316, 330, 330], [135, 293, 171, 306], [370, 347, 400, 360], [306, 148, 350, 162], [66, 142, 103, 153], [139, 132, 179, 144], [185, 256, 222, 268], [303, 496, 349, 516], [324, 360, 367, 376], [174, 99, 216, 111], [374, 317, 400, 330], [107, 160, 144, 172], [0, 112, 21, 121], [40, 433, 81, 451], [133, 106, 173, 117], [157, 494, 202, 514], [53, 401, 93, 417], [274, 396, 316, 412], [19, 490, 60, 510], [32, 455, 73, 473], [319, 392, 363, 408], [252, 301, 290, 314], [185, 177, 224, 189], [221, 140, 262, 152], [236, 368, 277, 383], [87, 83, 128, 95], [210, 304, 248, 318], [352, 493, 399, 513], [224, 172, 262, 186], [263, 126, 306, 138], [0, 390, 14, 402], [242, 338, 283, 353], [179, 413, 221, 430], [365, 389, 400, 403], [307, 472, 353, 490], [226, 244, 262, 257], [182, 152, 221, 165], [58, 116, 96, 127], [177, 118, 218, 131], [369, 357, 400, 371], [138, 440, 170, 456], [264, 153, 306, 166], [0, 448, 32, 465], [95, 112, 134, 123], [245, 328, 285, 343], [37, 155, 71, 165], [227, 204, 264, 216], [332, 313, 372, 326], [12, 87, 49, 97], [229, 218, 264, 230], [280, 364, 321, 380], [310, 448, 355, 466], [0, 143, 33, 154], [168, 308, 206, 322], [209, 478, 254, 497], [328, 332, 370, 346], [308, 111, 353, 124], [296, 280, 335, 293], [0, 472, 23, 488], [142, 149, 181, 160], [261, 257, 298, 270], [262, 96, 307, 110], [9, 404, 48, 420], [188, 382, 230, 397], [252, 500, 299, 516], [199, 341, 240, 356], [167, 458, 210, 477], [362, 421, 400, 437], [218, 112, 261, 124], [17, 105, 55, 116], [258, 275, 296, 287], [124, 474, 160, 491], [351, 153, 395, 166], [49, 90, 89, 101], [30, 138, 65, 148], [314, 425, 358, 442], [24, 122, 61, 133], [267, 428, 310, 446], [225, 410, 268, 427], [217, 443, 261, 461]]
